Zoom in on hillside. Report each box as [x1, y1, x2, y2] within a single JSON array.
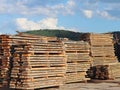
[[23, 29, 84, 41], [23, 30, 120, 41], [110, 31, 120, 41]]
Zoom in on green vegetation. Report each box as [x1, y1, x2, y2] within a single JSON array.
[[111, 31, 120, 40], [23, 29, 120, 41], [24, 29, 84, 41]]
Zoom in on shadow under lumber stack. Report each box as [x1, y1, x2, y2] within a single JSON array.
[[64, 41, 91, 83]]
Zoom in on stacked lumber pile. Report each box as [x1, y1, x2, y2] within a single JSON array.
[[64, 41, 91, 83], [80, 33, 120, 80], [10, 43, 33, 89], [0, 35, 11, 87], [108, 63, 120, 79], [80, 33, 118, 66], [87, 63, 120, 80], [0, 34, 66, 90]]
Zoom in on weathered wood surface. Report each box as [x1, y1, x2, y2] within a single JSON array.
[[9, 39, 66, 90], [65, 72, 89, 83], [64, 41, 91, 83], [80, 33, 118, 66], [92, 56, 117, 65], [0, 35, 11, 87], [108, 63, 120, 79], [0, 34, 67, 90], [1, 33, 119, 89]]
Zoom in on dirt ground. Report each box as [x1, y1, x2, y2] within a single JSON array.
[[42, 80, 120, 90], [1, 80, 120, 90]]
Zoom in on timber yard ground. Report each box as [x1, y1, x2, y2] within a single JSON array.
[[41, 80, 120, 90], [1, 80, 120, 90]]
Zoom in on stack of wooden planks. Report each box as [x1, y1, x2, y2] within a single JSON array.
[[10, 43, 34, 89], [0, 34, 67, 90], [1, 32, 119, 89], [64, 41, 91, 83], [86, 63, 120, 80], [80, 33, 118, 66], [107, 63, 120, 79], [0, 35, 11, 87]]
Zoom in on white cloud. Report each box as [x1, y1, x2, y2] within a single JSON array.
[[16, 17, 65, 30], [65, 0, 75, 15], [83, 10, 93, 18], [67, 0, 75, 7], [97, 11, 109, 17], [0, 0, 76, 17], [39, 18, 58, 29], [0, 0, 120, 20], [97, 10, 116, 19]]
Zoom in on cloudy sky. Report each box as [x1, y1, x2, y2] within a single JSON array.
[[0, 0, 120, 34]]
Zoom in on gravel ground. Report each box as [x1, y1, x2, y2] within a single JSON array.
[[42, 80, 120, 90], [60, 82, 120, 90], [1, 80, 120, 90]]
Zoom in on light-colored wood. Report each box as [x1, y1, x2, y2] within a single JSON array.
[[80, 33, 118, 66], [0, 34, 67, 90], [64, 41, 91, 83]]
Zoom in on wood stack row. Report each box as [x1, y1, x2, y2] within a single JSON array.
[[1, 32, 119, 89], [10, 35, 66, 90], [64, 41, 91, 83], [86, 63, 120, 80], [0, 35, 11, 87], [0, 34, 67, 90], [80, 33, 118, 66]]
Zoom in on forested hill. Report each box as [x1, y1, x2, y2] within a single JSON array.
[[110, 31, 120, 40], [23, 29, 84, 41], [23, 29, 120, 41]]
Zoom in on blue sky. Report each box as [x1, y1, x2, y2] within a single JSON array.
[[0, 0, 120, 34]]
